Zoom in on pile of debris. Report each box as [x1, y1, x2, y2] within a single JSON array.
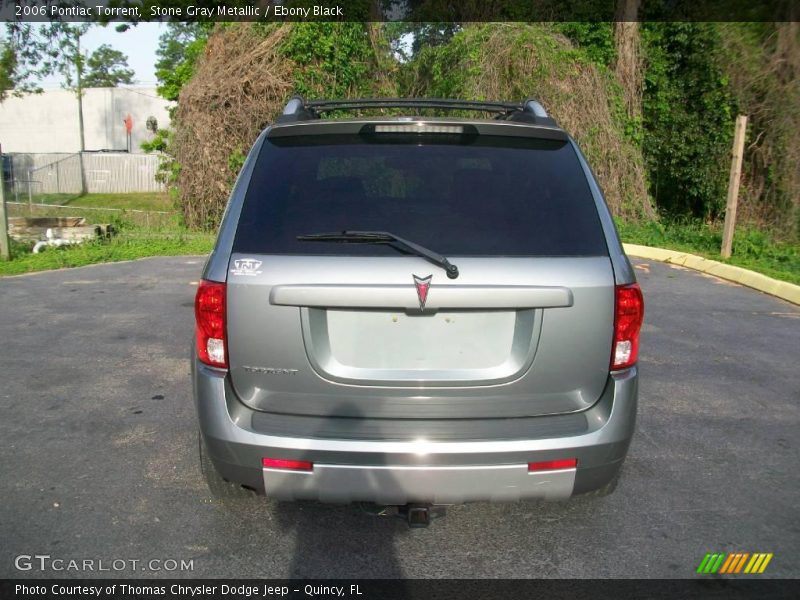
[[8, 217, 114, 253]]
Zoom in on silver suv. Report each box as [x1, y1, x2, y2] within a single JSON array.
[[193, 97, 644, 521]]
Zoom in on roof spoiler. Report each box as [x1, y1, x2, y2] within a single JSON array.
[[275, 96, 559, 127]]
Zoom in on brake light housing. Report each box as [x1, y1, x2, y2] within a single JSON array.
[[611, 283, 644, 370], [195, 280, 227, 368]]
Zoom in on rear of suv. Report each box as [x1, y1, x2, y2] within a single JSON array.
[[193, 97, 643, 508]]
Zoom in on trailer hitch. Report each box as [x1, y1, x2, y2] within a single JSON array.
[[360, 503, 447, 528], [403, 504, 433, 528]]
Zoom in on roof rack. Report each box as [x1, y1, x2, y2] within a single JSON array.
[[275, 96, 557, 126]]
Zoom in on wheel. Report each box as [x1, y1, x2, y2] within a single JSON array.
[[198, 432, 254, 499]]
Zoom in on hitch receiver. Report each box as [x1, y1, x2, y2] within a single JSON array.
[[404, 504, 431, 528]]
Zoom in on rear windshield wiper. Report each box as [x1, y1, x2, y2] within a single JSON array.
[[296, 231, 459, 279]]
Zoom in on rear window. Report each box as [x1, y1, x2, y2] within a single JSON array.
[[233, 133, 608, 257]]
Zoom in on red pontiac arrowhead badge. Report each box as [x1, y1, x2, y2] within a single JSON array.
[[413, 274, 432, 310]]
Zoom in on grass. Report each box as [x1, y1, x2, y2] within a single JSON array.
[[22, 193, 79, 205], [67, 192, 174, 212], [1, 192, 212, 276], [617, 218, 800, 285], [18, 192, 173, 211], [7, 192, 181, 229], [0, 233, 214, 277]]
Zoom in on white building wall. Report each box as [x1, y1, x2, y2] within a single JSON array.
[[0, 87, 172, 154]]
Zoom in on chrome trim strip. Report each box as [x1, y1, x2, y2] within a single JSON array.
[[270, 284, 573, 309]]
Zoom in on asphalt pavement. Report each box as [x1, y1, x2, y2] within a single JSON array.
[[0, 256, 798, 578]]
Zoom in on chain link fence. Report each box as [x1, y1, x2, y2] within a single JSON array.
[[3, 152, 177, 233], [6, 153, 83, 205]]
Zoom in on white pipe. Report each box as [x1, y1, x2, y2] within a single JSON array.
[[33, 228, 80, 253]]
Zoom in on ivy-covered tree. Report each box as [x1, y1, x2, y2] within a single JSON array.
[[641, 23, 736, 220], [83, 44, 135, 88]]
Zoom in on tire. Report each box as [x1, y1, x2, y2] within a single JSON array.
[[198, 433, 254, 499]]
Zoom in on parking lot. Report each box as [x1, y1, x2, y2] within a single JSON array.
[[1, 256, 798, 578]]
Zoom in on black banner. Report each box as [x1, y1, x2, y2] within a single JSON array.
[[2, 579, 800, 600], [0, 0, 796, 23]]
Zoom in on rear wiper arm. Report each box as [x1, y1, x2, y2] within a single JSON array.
[[296, 230, 459, 279]]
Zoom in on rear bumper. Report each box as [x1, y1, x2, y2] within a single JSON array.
[[264, 463, 576, 504], [193, 361, 637, 504]]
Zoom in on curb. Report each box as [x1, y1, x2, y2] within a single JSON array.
[[623, 243, 800, 306]]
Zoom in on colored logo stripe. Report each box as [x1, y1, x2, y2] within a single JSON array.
[[744, 553, 773, 574], [719, 553, 748, 574], [697, 553, 725, 573], [697, 552, 773, 574]]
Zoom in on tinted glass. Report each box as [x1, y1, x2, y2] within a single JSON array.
[[233, 134, 608, 256]]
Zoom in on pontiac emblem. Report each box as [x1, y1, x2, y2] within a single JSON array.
[[413, 274, 432, 310]]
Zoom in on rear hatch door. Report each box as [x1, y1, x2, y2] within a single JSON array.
[[226, 127, 614, 419]]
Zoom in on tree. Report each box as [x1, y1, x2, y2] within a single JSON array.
[[0, 42, 17, 102], [641, 23, 736, 219], [82, 44, 135, 88], [155, 23, 210, 102], [2, 23, 91, 192], [0, 23, 55, 101], [0, 24, 134, 154], [384, 22, 461, 62], [614, 0, 642, 119], [49, 24, 91, 153]]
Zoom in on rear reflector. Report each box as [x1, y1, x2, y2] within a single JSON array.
[[195, 280, 227, 368], [528, 458, 578, 472], [262, 458, 314, 471], [611, 283, 644, 370]]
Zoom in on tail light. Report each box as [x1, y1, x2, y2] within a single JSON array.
[[611, 283, 644, 370], [195, 280, 227, 368]]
